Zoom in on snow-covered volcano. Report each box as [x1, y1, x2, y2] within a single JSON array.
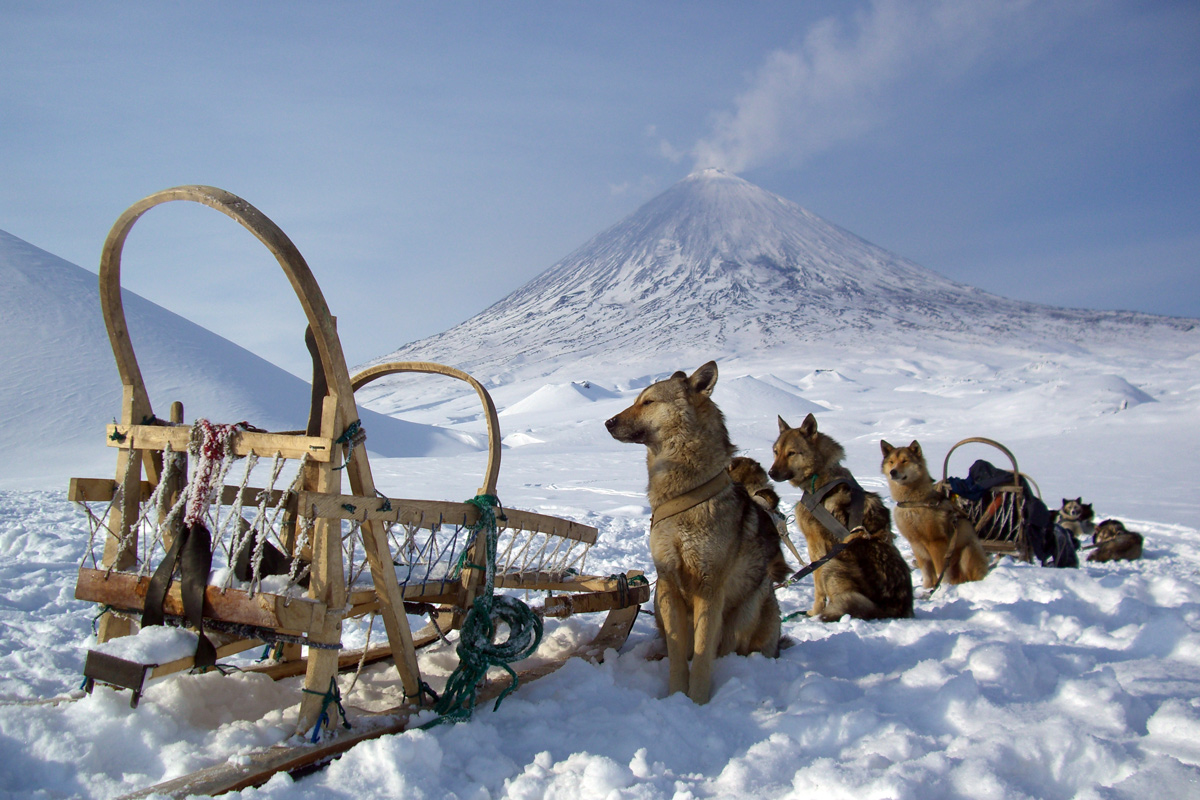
[[372, 169, 1194, 379]]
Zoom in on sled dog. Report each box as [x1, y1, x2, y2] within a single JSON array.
[[1088, 518, 1144, 562], [769, 414, 913, 621], [605, 362, 783, 704], [880, 440, 989, 588], [728, 456, 805, 567], [1056, 498, 1096, 542]]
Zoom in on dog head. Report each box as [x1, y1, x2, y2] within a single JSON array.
[[1093, 518, 1127, 544], [1059, 498, 1094, 523], [605, 361, 721, 450], [768, 413, 844, 485], [880, 440, 926, 486], [728, 456, 770, 493]]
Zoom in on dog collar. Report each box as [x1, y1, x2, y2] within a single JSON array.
[[650, 470, 733, 528]]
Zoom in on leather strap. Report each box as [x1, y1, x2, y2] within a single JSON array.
[[800, 477, 865, 541], [650, 471, 733, 528]]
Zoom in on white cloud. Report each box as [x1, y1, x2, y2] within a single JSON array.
[[690, 0, 1052, 173]]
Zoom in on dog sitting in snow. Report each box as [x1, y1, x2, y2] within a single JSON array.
[[770, 414, 912, 621], [605, 362, 784, 704], [881, 440, 988, 589]]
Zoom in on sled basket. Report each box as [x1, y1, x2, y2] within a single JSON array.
[[942, 437, 1047, 563]]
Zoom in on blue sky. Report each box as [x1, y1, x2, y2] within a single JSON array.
[[2, 1, 1197, 376]]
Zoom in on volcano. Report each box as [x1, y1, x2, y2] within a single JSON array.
[[373, 169, 1189, 379]]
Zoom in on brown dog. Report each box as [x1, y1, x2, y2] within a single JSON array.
[[606, 362, 783, 703], [880, 440, 989, 589], [728, 455, 804, 567], [1088, 519, 1144, 562], [769, 414, 912, 622]]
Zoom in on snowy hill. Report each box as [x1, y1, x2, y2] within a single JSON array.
[[370, 169, 1196, 385], [0, 229, 478, 490]]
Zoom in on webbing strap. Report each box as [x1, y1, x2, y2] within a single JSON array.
[[141, 520, 216, 669], [800, 477, 865, 541]]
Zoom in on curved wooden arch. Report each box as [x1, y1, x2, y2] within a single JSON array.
[[98, 185, 353, 424], [942, 436, 1040, 497], [352, 361, 502, 496]]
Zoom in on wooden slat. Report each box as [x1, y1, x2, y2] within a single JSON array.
[[147, 638, 266, 681], [75, 568, 322, 632], [542, 581, 651, 617], [296, 491, 598, 545], [69, 477, 291, 510], [106, 425, 335, 462]]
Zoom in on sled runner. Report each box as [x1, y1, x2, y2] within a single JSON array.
[[69, 186, 647, 742]]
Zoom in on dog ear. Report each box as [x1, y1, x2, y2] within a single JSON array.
[[909, 440, 922, 459], [798, 413, 818, 437], [880, 440, 894, 457], [688, 361, 718, 397], [777, 415, 791, 434], [670, 370, 687, 381]]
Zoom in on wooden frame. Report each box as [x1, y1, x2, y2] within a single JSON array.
[[71, 188, 647, 738], [942, 437, 1038, 562]]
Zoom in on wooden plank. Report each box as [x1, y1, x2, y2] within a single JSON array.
[[542, 581, 651, 618], [296, 491, 598, 544], [118, 603, 641, 799], [107, 425, 335, 462], [147, 638, 267, 681], [69, 477, 291, 510], [75, 568, 322, 632]]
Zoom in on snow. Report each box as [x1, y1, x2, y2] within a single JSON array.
[[3, 167, 1200, 797]]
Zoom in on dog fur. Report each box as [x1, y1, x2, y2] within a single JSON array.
[[605, 362, 783, 703], [769, 413, 913, 622], [880, 440, 989, 588], [1057, 498, 1096, 542], [1088, 518, 1144, 562]]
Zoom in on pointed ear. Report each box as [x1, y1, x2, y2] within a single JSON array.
[[777, 415, 791, 434], [798, 413, 818, 437], [1062, 498, 1069, 506], [688, 361, 718, 397], [880, 440, 894, 457], [670, 370, 687, 381], [909, 440, 922, 459]]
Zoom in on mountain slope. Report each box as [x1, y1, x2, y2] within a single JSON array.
[[373, 169, 1195, 381], [0, 230, 477, 489]]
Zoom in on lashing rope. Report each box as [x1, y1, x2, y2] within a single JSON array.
[[424, 495, 543, 727]]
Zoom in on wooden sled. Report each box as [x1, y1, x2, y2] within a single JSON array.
[[942, 437, 1044, 562], [70, 186, 647, 739]]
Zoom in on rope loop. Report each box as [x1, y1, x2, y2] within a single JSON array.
[[424, 494, 542, 728], [302, 676, 351, 743]]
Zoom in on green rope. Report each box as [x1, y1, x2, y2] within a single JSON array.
[[423, 494, 543, 728], [332, 420, 363, 471], [302, 676, 351, 743]]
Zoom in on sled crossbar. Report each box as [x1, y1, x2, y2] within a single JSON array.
[[296, 491, 598, 545], [106, 424, 336, 462]]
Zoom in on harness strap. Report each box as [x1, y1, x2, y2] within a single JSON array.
[[776, 476, 866, 589], [650, 471, 733, 528], [800, 476, 865, 541]]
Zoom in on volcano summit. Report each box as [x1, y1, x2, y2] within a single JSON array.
[[374, 169, 1192, 377]]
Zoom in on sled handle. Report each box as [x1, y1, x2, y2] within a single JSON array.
[[350, 362, 501, 496], [98, 185, 354, 428], [941, 437, 1039, 497]]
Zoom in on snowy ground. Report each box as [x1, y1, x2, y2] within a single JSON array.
[[2, 345, 1200, 798]]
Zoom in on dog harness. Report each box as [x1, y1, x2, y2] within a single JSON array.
[[650, 470, 733, 528]]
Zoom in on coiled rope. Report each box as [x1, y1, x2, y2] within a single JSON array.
[[424, 494, 543, 727]]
